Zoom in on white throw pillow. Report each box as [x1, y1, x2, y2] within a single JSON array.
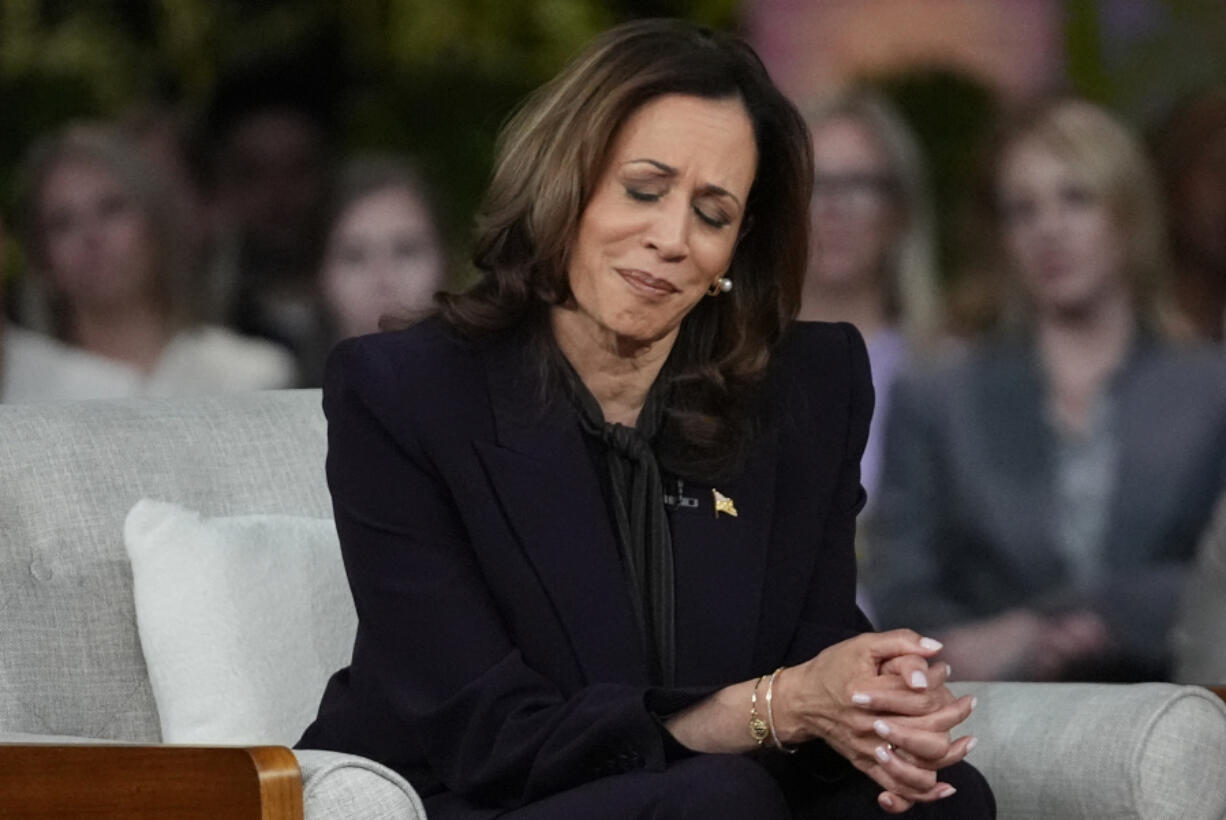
[[124, 498, 357, 746]]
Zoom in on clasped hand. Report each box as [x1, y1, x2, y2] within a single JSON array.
[[772, 630, 977, 814]]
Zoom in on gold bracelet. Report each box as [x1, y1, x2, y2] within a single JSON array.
[[765, 666, 798, 754], [748, 674, 770, 746]]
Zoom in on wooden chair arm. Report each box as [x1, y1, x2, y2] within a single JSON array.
[[0, 744, 302, 819], [1210, 685, 1226, 703]]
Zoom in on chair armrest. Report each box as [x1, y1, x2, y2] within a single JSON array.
[[0, 744, 303, 819], [952, 682, 1226, 820]]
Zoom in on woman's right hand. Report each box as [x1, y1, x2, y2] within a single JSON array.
[[771, 630, 976, 811]]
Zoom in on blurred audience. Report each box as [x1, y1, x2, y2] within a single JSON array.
[[1151, 88, 1226, 343], [800, 89, 941, 512], [800, 90, 941, 622], [203, 55, 336, 377], [318, 154, 445, 344], [867, 98, 1226, 682], [6, 122, 294, 402], [1171, 490, 1226, 684]]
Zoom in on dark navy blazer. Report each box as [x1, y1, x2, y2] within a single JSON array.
[[298, 317, 875, 815]]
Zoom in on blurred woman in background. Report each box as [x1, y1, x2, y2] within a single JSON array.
[[799, 91, 941, 618], [319, 154, 446, 338], [868, 98, 1226, 682], [8, 123, 295, 402]]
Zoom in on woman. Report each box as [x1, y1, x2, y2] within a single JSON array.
[[800, 90, 941, 511], [9, 123, 295, 402], [868, 98, 1226, 682], [300, 20, 992, 818], [319, 154, 446, 339], [297, 153, 448, 385]]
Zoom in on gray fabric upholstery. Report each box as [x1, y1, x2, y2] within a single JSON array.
[[4, 389, 1225, 818], [0, 391, 330, 740], [0, 731, 123, 744], [298, 749, 427, 820], [954, 681, 1226, 820]]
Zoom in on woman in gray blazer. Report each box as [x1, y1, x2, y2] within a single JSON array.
[[866, 98, 1226, 682]]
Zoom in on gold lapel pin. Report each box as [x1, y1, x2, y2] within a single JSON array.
[[713, 488, 738, 518]]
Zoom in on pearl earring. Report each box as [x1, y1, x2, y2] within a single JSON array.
[[707, 277, 733, 296]]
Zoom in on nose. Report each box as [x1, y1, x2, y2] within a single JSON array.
[[1033, 198, 1068, 240], [643, 198, 689, 261]]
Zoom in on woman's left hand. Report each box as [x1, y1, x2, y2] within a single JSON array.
[[857, 654, 977, 813]]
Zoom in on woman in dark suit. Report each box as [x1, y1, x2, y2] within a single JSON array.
[[868, 98, 1226, 682], [299, 19, 993, 818]]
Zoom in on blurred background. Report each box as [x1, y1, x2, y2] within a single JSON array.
[[2, 0, 1224, 291], [4, 0, 1226, 684]]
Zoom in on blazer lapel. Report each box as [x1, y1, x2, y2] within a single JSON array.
[[667, 423, 778, 686], [474, 335, 648, 685]]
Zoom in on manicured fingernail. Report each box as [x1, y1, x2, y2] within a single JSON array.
[[873, 719, 891, 738], [879, 793, 895, 809], [938, 786, 957, 799], [920, 637, 943, 651], [945, 662, 953, 678], [910, 670, 928, 689], [874, 744, 892, 763], [966, 736, 978, 753], [851, 692, 872, 705], [971, 696, 978, 710]]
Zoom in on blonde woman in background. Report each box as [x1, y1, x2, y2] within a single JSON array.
[[868, 98, 1226, 682], [8, 123, 295, 402]]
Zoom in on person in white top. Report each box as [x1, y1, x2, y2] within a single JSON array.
[[6, 122, 295, 403]]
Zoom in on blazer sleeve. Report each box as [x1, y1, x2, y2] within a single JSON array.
[[309, 337, 712, 808], [783, 322, 876, 665]]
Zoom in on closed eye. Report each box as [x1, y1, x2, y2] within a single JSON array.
[[626, 184, 733, 228], [694, 205, 730, 228], [625, 186, 660, 203]]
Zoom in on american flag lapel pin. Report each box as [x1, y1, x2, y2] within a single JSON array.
[[713, 488, 738, 518]]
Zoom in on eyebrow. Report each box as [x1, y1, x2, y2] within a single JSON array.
[[625, 158, 743, 207]]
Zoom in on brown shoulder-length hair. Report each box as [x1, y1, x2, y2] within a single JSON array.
[[438, 18, 814, 481]]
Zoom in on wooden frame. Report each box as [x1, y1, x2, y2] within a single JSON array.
[[0, 744, 302, 819]]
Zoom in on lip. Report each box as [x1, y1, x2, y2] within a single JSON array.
[[1034, 255, 1075, 279], [616, 267, 678, 298]]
